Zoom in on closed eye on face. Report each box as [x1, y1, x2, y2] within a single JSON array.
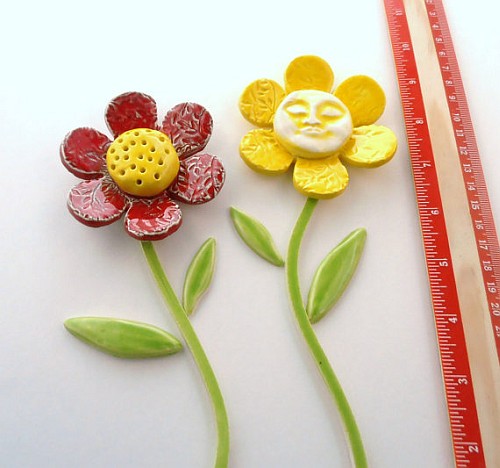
[[285, 100, 309, 117], [319, 103, 344, 119]]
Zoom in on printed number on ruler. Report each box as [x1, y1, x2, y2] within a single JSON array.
[[425, 0, 500, 355], [383, 1, 500, 467]]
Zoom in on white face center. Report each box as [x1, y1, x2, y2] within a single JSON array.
[[273, 90, 353, 159]]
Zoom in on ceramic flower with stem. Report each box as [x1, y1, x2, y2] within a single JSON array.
[[232, 55, 397, 467], [61, 92, 229, 467]]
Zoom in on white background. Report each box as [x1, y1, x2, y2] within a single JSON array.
[[0, 1, 498, 467]]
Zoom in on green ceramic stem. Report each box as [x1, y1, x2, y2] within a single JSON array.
[[286, 198, 367, 468], [141, 241, 229, 468]]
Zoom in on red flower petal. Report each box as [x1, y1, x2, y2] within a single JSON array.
[[167, 153, 225, 205], [161, 103, 213, 158], [105, 92, 158, 138], [61, 127, 111, 180], [124, 196, 182, 241], [68, 178, 129, 227]]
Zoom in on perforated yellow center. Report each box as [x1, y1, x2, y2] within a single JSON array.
[[106, 128, 180, 197]]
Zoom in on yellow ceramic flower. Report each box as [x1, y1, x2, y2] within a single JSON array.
[[239, 55, 397, 199]]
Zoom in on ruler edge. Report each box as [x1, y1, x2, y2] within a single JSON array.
[[415, 3, 500, 466], [382, 0, 490, 466], [407, 3, 500, 466], [425, 0, 500, 362]]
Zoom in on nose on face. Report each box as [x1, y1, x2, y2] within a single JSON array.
[[303, 112, 321, 125]]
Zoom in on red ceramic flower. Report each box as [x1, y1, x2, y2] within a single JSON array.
[[61, 92, 225, 240]]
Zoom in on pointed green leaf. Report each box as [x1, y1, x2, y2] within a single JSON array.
[[230, 206, 284, 267], [64, 317, 183, 358], [307, 228, 367, 324], [183, 238, 217, 315]]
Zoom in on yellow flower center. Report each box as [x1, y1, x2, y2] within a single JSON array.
[[106, 128, 180, 197]]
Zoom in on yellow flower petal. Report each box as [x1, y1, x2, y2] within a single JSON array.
[[240, 129, 294, 174], [334, 75, 386, 127], [285, 56, 334, 93], [293, 156, 349, 199], [239, 79, 286, 127], [340, 125, 397, 168]]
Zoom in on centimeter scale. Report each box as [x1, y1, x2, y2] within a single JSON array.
[[383, 0, 500, 467]]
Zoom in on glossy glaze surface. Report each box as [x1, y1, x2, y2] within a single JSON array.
[[62, 93, 225, 240], [238, 55, 397, 199]]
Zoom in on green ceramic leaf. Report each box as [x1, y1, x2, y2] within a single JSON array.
[[230, 207, 284, 267], [307, 228, 367, 324], [183, 238, 217, 315], [64, 317, 183, 358]]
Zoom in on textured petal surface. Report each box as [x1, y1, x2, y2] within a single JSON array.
[[60, 127, 110, 179], [124, 196, 182, 241], [334, 75, 386, 127], [239, 79, 285, 127], [67, 178, 129, 227], [161, 102, 213, 159], [340, 125, 397, 167], [284, 55, 334, 93], [168, 153, 225, 205], [105, 92, 158, 138], [293, 156, 349, 199], [240, 129, 294, 174]]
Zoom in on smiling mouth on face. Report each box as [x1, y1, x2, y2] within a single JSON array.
[[300, 126, 328, 136]]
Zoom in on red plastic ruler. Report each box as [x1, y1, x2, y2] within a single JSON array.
[[383, 0, 500, 466]]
